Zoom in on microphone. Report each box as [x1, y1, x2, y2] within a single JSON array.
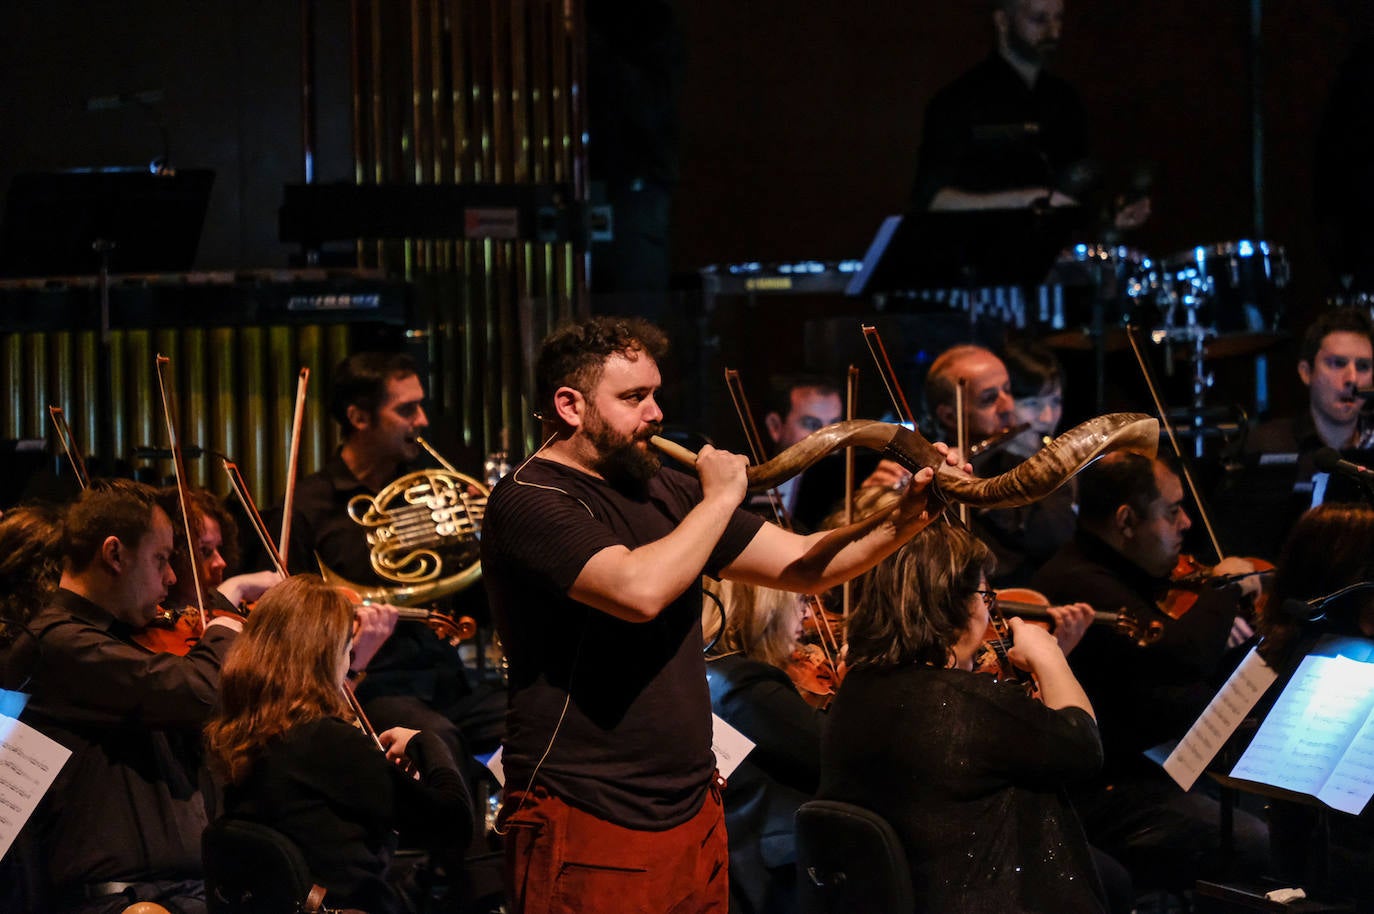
[[1354, 388, 1374, 400], [1281, 581, 1374, 623], [1312, 447, 1374, 488]]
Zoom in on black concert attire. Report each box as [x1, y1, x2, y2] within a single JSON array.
[[221, 718, 472, 914], [3, 588, 237, 914], [911, 53, 1089, 210], [974, 450, 1078, 587], [1212, 412, 1374, 562], [269, 451, 502, 759], [819, 665, 1107, 914], [484, 458, 763, 826], [706, 653, 822, 914], [1031, 531, 1270, 891]]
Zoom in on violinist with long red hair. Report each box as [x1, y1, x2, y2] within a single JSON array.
[[2, 480, 244, 914], [205, 575, 471, 914]]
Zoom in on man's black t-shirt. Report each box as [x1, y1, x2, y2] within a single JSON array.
[[482, 457, 764, 829]]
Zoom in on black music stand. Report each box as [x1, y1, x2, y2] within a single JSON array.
[[0, 168, 214, 277], [846, 205, 1083, 297]]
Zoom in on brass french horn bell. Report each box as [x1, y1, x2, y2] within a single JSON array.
[[317, 436, 488, 605]]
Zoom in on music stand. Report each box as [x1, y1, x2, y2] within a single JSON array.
[[846, 205, 1084, 297], [0, 168, 215, 277]]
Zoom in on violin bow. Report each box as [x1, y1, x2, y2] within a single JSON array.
[[861, 325, 971, 524], [48, 406, 90, 490], [155, 354, 208, 634], [1124, 325, 1225, 561], [722, 368, 843, 668], [223, 459, 288, 577], [842, 365, 858, 620], [278, 368, 310, 571], [953, 378, 970, 526]]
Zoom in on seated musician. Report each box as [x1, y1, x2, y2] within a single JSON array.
[[154, 487, 280, 616], [1, 480, 244, 914], [0, 502, 64, 654], [865, 343, 1077, 586], [703, 579, 823, 914], [1213, 307, 1374, 560], [205, 574, 472, 914], [743, 373, 844, 532], [1031, 451, 1270, 897], [263, 352, 502, 768], [1257, 503, 1374, 906], [818, 514, 1110, 913]]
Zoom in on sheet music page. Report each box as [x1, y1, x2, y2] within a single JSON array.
[[1317, 701, 1374, 815], [1163, 646, 1278, 790], [1231, 654, 1374, 797], [0, 712, 71, 862], [711, 712, 756, 781]]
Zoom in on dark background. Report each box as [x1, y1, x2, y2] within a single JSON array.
[[0, 0, 1365, 432]]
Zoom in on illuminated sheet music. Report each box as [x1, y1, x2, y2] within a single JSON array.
[[1230, 654, 1374, 815], [1164, 646, 1278, 791], [0, 711, 71, 862]]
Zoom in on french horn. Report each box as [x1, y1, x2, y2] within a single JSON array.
[[317, 437, 488, 605]]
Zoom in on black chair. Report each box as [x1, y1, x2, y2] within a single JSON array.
[[794, 800, 915, 914], [202, 818, 332, 914]]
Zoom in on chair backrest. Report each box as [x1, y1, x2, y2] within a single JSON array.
[[203, 818, 327, 914], [794, 800, 915, 914]]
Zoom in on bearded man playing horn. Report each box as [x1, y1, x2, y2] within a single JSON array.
[[482, 316, 962, 914]]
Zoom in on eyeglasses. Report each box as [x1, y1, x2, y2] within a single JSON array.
[[973, 589, 998, 608]]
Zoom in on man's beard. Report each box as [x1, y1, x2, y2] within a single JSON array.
[[585, 409, 662, 484], [1008, 28, 1057, 67]]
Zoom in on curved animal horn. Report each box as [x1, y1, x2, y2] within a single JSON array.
[[653, 412, 1158, 510]]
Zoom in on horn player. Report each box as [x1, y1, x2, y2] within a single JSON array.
[[482, 316, 962, 914], [258, 352, 499, 798]]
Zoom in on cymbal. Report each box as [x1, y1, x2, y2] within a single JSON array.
[[1041, 326, 1132, 352], [1044, 327, 1286, 359]]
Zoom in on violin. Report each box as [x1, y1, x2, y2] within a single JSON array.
[[996, 586, 1164, 648], [786, 641, 847, 710], [1157, 553, 1274, 621]]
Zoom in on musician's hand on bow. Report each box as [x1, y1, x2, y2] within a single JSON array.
[[1213, 555, 1263, 601], [218, 569, 284, 607], [1046, 602, 1093, 655], [378, 726, 420, 765], [350, 601, 400, 673]]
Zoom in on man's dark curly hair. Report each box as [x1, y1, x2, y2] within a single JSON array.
[[535, 316, 669, 426]]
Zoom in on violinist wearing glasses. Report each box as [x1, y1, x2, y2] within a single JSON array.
[[205, 575, 472, 914], [819, 516, 1110, 914], [1031, 451, 1271, 899]]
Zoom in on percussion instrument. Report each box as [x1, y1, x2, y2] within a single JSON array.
[[1161, 240, 1288, 358]]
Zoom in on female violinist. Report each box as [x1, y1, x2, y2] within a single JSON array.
[[702, 578, 823, 914], [819, 517, 1112, 914], [204, 574, 471, 914], [137, 488, 280, 653]]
